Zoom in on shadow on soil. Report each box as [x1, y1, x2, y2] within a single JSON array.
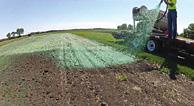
[[159, 54, 179, 80]]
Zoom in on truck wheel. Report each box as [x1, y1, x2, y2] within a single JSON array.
[[146, 39, 159, 53]]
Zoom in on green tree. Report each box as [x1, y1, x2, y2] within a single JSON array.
[[11, 32, 16, 38], [117, 25, 121, 30], [6, 33, 11, 39], [183, 28, 189, 38], [188, 23, 194, 32], [127, 24, 133, 30], [183, 23, 194, 39], [16, 28, 24, 37], [187, 23, 194, 38], [120, 24, 128, 30], [117, 24, 128, 30]]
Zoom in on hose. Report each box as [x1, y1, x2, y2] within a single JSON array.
[[156, 0, 168, 23]]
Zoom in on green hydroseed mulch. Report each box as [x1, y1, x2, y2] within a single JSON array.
[[0, 33, 135, 69]]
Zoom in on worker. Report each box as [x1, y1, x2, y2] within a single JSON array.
[[160, 0, 177, 39]]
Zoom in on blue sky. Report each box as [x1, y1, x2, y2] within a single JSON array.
[[0, 0, 193, 39]]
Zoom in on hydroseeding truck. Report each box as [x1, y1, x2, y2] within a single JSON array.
[[112, 5, 194, 59]]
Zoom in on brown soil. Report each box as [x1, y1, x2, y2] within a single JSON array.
[[0, 54, 194, 106]]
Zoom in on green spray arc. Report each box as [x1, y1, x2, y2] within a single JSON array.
[[129, 4, 162, 53], [132, 0, 168, 34]]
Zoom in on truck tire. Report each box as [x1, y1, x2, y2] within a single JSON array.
[[146, 39, 160, 53]]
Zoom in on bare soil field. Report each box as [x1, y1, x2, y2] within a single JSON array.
[[0, 54, 194, 106]]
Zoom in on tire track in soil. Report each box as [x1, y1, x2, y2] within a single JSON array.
[[62, 35, 92, 69], [68, 34, 105, 68], [70, 33, 131, 68], [66, 35, 94, 68], [67, 33, 131, 68], [70, 34, 108, 67], [57, 37, 71, 105]]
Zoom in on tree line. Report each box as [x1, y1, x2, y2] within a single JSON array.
[[6, 28, 24, 39], [180, 23, 194, 39], [117, 24, 133, 30]]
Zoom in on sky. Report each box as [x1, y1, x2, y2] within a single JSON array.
[[0, 0, 193, 39]]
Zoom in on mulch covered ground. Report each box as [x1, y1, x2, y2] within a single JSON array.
[[0, 54, 194, 106]]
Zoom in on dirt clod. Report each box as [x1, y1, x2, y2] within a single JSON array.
[[100, 102, 108, 106]]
